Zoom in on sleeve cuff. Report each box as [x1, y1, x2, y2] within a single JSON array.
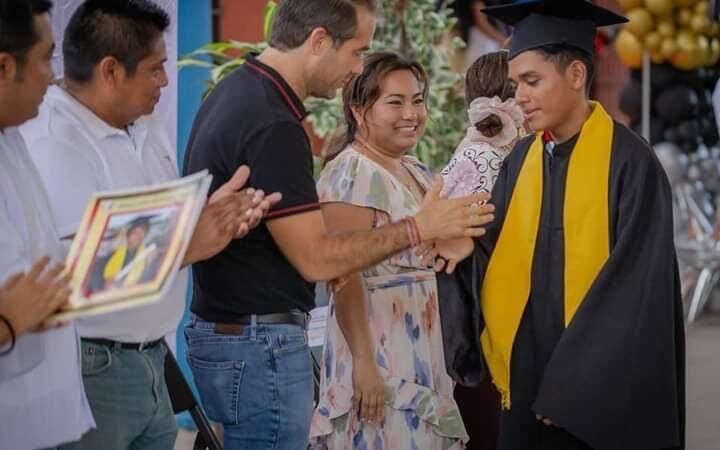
[[264, 202, 321, 221]]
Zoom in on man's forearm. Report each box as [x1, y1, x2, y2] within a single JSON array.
[[310, 221, 410, 281]]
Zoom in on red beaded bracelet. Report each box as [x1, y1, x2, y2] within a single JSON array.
[[403, 217, 422, 247]]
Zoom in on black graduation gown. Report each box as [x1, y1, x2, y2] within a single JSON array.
[[463, 122, 685, 450]]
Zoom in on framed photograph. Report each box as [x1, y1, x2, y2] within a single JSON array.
[[54, 171, 211, 320]]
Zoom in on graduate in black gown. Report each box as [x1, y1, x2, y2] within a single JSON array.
[[429, 1, 685, 449]]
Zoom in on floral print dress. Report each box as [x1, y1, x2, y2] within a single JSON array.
[[309, 146, 468, 450]]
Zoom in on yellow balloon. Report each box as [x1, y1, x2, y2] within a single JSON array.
[[695, 0, 709, 14], [619, 0, 645, 10], [644, 0, 674, 16], [691, 13, 711, 33], [677, 8, 693, 25], [697, 35, 712, 63], [644, 31, 663, 50], [661, 36, 679, 57], [677, 28, 698, 50], [710, 38, 720, 64], [657, 18, 676, 37], [710, 23, 720, 37], [615, 29, 644, 68], [626, 8, 656, 37], [698, 34, 710, 50], [672, 50, 699, 70]]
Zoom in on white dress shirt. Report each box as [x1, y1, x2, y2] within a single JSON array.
[[0, 127, 94, 450], [21, 85, 189, 343]]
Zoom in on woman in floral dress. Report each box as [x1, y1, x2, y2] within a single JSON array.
[[309, 52, 468, 450]]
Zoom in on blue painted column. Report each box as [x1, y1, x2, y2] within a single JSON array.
[[176, 0, 212, 429]]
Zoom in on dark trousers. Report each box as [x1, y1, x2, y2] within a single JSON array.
[[455, 378, 501, 450]]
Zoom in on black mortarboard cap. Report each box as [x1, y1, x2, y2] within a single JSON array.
[[483, 0, 627, 59], [127, 215, 154, 231]]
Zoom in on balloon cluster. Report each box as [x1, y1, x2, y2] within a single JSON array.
[[615, 0, 720, 70], [618, 64, 719, 258], [619, 63, 719, 152]]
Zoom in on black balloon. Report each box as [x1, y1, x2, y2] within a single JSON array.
[[654, 86, 699, 124], [676, 120, 702, 141], [664, 126, 680, 144], [651, 64, 678, 89], [701, 117, 719, 145], [651, 119, 667, 145]]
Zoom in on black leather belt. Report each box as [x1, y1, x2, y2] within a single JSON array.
[[82, 337, 163, 351], [214, 312, 308, 335]]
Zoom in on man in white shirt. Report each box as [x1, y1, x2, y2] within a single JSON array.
[[22, 1, 280, 449], [0, 1, 96, 449]]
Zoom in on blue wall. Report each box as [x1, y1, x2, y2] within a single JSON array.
[[178, 1, 212, 164], [176, 0, 212, 429]]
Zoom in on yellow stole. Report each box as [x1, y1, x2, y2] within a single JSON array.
[[103, 243, 147, 287], [480, 102, 613, 408]]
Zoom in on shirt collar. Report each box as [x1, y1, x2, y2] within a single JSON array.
[[47, 85, 148, 144], [245, 53, 308, 121]]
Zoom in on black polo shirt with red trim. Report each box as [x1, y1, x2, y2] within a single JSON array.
[[183, 54, 319, 320]]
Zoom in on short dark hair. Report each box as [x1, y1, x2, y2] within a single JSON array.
[[63, 0, 169, 83], [127, 215, 151, 233], [0, 0, 53, 66], [534, 44, 596, 95], [269, 0, 376, 51], [325, 51, 429, 164]]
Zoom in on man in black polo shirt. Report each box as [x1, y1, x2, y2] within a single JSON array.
[[183, 1, 494, 449]]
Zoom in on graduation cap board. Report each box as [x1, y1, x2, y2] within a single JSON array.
[[127, 215, 155, 231], [482, 0, 627, 59]]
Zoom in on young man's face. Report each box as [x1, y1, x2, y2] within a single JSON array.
[[5, 13, 55, 126], [308, 6, 375, 99], [126, 225, 148, 252], [508, 50, 579, 133], [115, 36, 168, 123]]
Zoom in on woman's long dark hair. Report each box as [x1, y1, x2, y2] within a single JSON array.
[[323, 51, 429, 166]]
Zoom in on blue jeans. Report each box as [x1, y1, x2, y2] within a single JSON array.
[[59, 340, 177, 450], [185, 316, 313, 450]]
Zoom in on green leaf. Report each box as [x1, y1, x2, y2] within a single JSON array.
[[210, 58, 245, 84], [263, 1, 278, 41], [177, 59, 214, 69]]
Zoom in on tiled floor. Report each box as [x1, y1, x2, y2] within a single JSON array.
[[175, 314, 720, 450], [686, 314, 720, 450]]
